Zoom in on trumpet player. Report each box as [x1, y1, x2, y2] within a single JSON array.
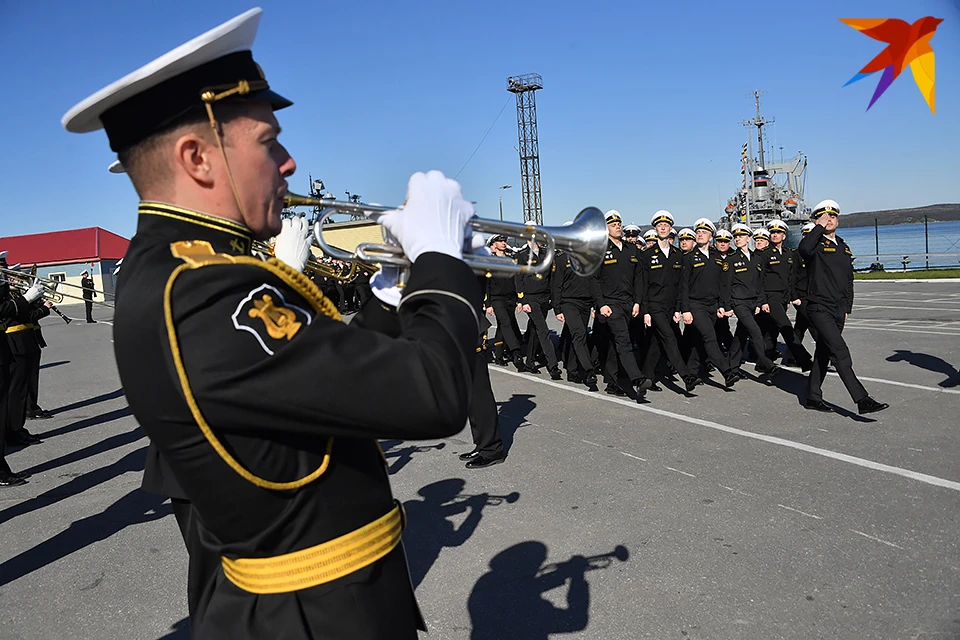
[[64, 8, 484, 638]]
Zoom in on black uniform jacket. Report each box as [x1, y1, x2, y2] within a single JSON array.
[[759, 246, 795, 304], [679, 247, 729, 313], [790, 250, 810, 301], [798, 225, 855, 314], [0, 285, 33, 365], [594, 239, 641, 308], [551, 250, 595, 312], [722, 247, 764, 309], [7, 302, 49, 357], [486, 258, 517, 302], [513, 245, 553, 303], [639, 242, 683, 313], [114, 203, 481, 639]]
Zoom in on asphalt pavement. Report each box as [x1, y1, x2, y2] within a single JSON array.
[[0, 282, 958, 639]]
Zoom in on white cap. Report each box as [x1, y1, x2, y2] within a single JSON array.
[[812, 199, 840, 218], [0, 251, 7, 261], [677, 228, 696, 240], [62, 8, 291, 153], [623, 224, 641, 232], [605, 210, 623, 223], [651, 210, 674, 226], [108, 160, 125, 174], [731, 223, 752, 236], [715, 229, 733, 241], [643, 229, 658, 240], [752, 227, 771, 239], [693, 218, 716, 233], [767, 219, 788, 232]]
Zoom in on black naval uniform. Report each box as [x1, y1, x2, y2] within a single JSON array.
[[486, 262, 524, 368], [679, 246, 733, 378], [114, 203, 481, 640], [5, 302, 50, 441], [797, 225, 868, 404], [551, 250, 596, 381], [592, 238, 644, 387], [760, 245, 812, 368], [81, 274, 96, 323], [722, 246, 778, 374], [639, 241, 693, 384], [514, 245, 559, 376], [789, 247, 818, 344], [0, 284, 35, 480]]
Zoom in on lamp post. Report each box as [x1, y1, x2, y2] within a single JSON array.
[[498, 185, 512, 221]]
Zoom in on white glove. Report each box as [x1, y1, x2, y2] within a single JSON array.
[[378, 171, 474, 263], [273, 217, 312, 272], [369, 264, 403, 308], [24, 281, 44, 303]]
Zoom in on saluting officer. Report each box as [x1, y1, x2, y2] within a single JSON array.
[[514, 239, 562, 380], [592, 210, 648, 397], [722, 224, 781, 378], [552, 223, 599, 390], [679, 219, 738, 387], [639, 211, 699, 392], [798, 200, 887, 414], [63, 8, 484, 638], [759, 220, 812, 370]]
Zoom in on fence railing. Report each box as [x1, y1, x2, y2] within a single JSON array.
[[852, 253, 960, 272]]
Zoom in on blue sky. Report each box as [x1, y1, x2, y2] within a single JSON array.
[[1, 0, 958, 239]]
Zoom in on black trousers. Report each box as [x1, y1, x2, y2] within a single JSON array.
[[595, 300, 642, 383], [729, 302, 776, 372], [559, 300, 593, 375], [468, 350, 503, 458], [685, 304, 732, 375], [490, 298, 522, 353], [28, 350, 40, 412], [84, 299, 94, 322], [715, 315, 733, 352], [6, 351, 38, 436], [764, 293, 812, 366], [172, 498, 221, 625], [0, 361, 12, 474], [641, 310, 691, 380], [522, 298, 557, 370], [793, 301, 818, 344], [806, 306, 868, 404]]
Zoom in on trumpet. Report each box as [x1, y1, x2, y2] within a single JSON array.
[[282, 192, 608, 279], [451, 491, 520, 507], [536, 545, 629, 577]]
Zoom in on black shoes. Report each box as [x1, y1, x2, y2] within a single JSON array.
[[27, 408, 53, 420], [804, 399, 833, 412], [549, 367, 563, 381], [605, 382, 626, 396], [683, 376, 701, 393], [465, 455, 504, 469], [458, 449, 481, 461], [566, 371, 582, 384], [0, 471, 27, 487], [7, 430, 42, 446], [857, 397, 889, 415], [723, 370, 739, 388]]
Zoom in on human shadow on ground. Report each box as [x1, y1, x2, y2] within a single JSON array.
[[402, 478, 520, 589], [887, 349, 960, 388], [379, 440, 446, 475], [0, 446, 148, 527], [468, 540, 629, 640], [20, 427, 145, 476], [48, 388, 125, 416], [495, 394, 537, 455], [157, 618, 189, 639], [0, 482, 167, 586], [39, 360, 70, 370], [767, 367, 876, 422], [34, 406, 133, 440]]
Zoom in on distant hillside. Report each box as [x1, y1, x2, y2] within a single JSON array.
[[841, 204, 960, 228]]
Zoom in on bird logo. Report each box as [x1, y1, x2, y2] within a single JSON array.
[[840, 17, 943, 113]]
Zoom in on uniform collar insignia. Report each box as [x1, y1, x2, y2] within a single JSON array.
[[138, 202, 253, 252]]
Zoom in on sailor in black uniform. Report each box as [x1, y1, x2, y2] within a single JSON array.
[[798, 200, 887, 414], [791, 222, 818, 344], [759, 219, 813, 370], [551, 222, 598, 390], [514, 240, 562, 380], [485, 235, 527, 371]]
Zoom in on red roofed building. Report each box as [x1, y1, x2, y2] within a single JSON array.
[[0, 227, 129, 304]]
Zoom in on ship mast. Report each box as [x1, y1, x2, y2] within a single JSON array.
[[741, 90, 773, 169]]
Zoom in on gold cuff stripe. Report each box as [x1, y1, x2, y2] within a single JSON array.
[[163, 247, 341, 490], [5, 323, 38, 333], [221, 503, 404, 594]]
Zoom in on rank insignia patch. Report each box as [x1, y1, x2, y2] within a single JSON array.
[[232, 284, 312, 355]]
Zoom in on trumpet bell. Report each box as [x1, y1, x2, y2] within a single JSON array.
[[537, 207, 608, 277]]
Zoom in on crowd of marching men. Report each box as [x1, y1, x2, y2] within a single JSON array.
[[477, 200, 889, 416]]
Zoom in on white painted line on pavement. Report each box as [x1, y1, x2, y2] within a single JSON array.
[[779, 365, 960, 395], [581, 439, 601, 447], [664, 466, 696, 478], [908, 447, 923, 452], [852, 305, 960, 312], [850, 529, 904, 550], [490, 366, 960, 493], [817, 428, 829, 433], [549, 428, 570, 437], [621, 452, 646, 462], [841, 325, 960, 337], [778, 504, 823, 520]]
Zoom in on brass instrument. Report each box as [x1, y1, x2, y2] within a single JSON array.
[[451, 491, 520, 507], [282, 192, 608, 279], [251, 240, 377, 283], [536, 545, 629, 577], [0, 267, 115, 309]]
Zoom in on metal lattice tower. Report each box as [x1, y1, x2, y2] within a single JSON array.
[[507, 73, 544, 225]]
